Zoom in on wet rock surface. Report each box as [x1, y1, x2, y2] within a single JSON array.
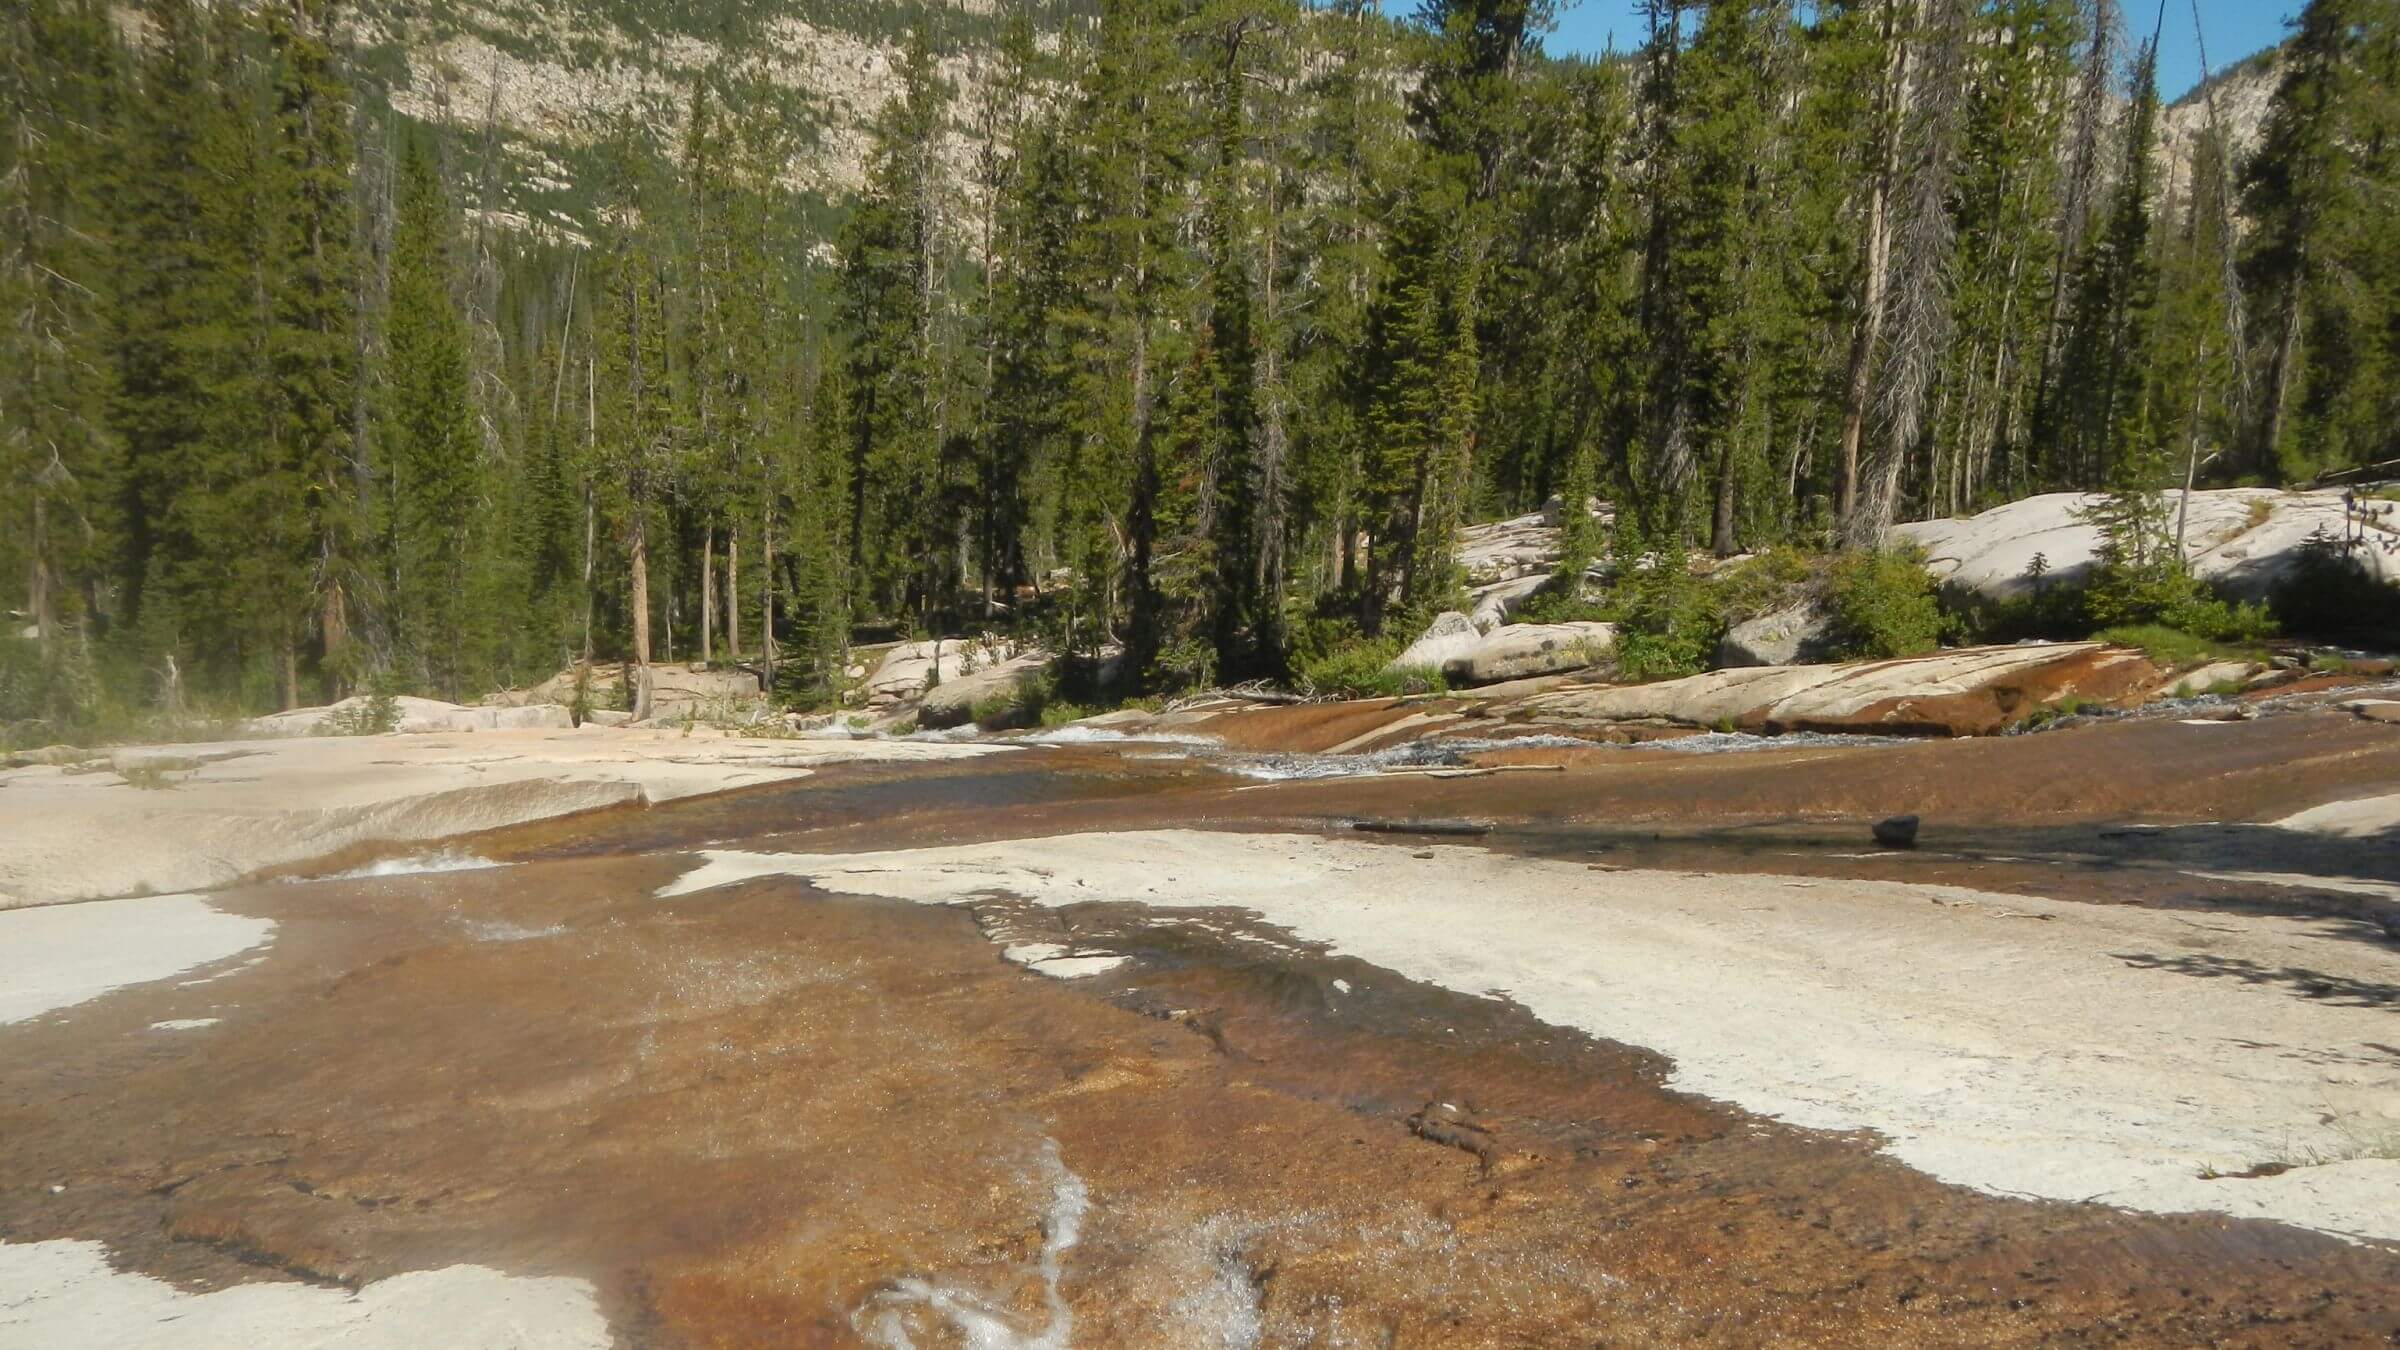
[[4, 715, 2400, 1345]]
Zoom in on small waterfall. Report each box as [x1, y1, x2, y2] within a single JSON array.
[[854, 1142, 1089, 1350]]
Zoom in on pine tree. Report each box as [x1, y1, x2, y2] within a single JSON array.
[[1288, 0, 1409, 604], [1196, 6, 1267, 679], [380, 137, 488, 698], [1628, 1, 1786, 549], [1935, 0, 2076, 509], [1357, 0, 1548, 631], [1063, 0, 1192, 676], [261, 0, 362, 705], [590, 116, 673, 718], [2051, 34, 2164, 491], [2, 0, 117, 649], [2242, 0, 2400, 476], [984, 93, 1079, 628], [836, 19, 959, 625], [105, 0, 215, 648]]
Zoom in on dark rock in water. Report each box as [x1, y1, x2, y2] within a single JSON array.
[[1406, 1101, 1497, 1169], [1355, 818, 1493, 838], [1872, 815, 1921, 849]]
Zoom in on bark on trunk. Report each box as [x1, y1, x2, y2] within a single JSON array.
[[1837, 161, 1896, 525], [1710, 437, 1739, 558], [629, 510, 652, 721], [761, 506, 777, 675], [701, 529, 715, 665], [29, 492, 53, 644], [2258, 291, 2303, 476]]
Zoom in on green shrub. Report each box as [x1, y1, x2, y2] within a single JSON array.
[[1038, 699, 1099, 728], [2086, 558, 2275, 643], [1604, 543, 1721, 682], [1824, 549, 1944, 659], [2270, 529, 2400, 647], [969, 689, 1025, 726], [1296, 638, 1448, 699], [2095, 624, 2231, 669], [1711, 546, 1815, 623], [2018, 695, 2092, 730], [1612, 629, 1711, 683], [323, 675, 402, 736]]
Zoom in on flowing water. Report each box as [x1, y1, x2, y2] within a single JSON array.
[[4, 730, 2398, 1346]]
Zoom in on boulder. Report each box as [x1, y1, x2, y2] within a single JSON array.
[[1392, 612, 1484, 673], [1890, 488, 2400, 603], [1455, 497, 1610, 588], [1872, 815, 1920, 849], [1513, 643, 2157, 738], [863, 635, 1036, 708], [1455, 623, 1617, 685], [2156, 660, 2262, 698], [2348, 699, 2400, 725], [1469, 573, 1553, 631], [1717, 602, 1837, 669], [917, 652, 1052, 728], [499, 663, 764, 723], [1393, 617, 1615, 687]]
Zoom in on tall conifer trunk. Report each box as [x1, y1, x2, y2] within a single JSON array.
[[628, 507, 651, 719], [1835, 0, 1907, 534]]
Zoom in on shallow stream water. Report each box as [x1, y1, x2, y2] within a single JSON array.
[[4, 734, 2398, 1346]]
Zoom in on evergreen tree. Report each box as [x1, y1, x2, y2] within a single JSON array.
[[380, 137, 488, 698], [1195, 7, 1268, 679], [2050, 34, 2164, 490], [1934, 0, 2077, 510], [1628, 1, 1786, 550], [590, 116, 673, 717], [1, 0, 117, 648], [2242, 0, 2400, 476], [1357, 0, 1549, 631], [836, 20, 960, 625], [261, 0, 362, 705], [1065, 0, 1192, 675]]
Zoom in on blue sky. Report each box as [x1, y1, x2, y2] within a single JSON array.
[[1542, 2, 2299, 100]]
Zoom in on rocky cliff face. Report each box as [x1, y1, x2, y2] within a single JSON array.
[[2159, 49, 2282, 205], [266, 0, 1042, 241], [265, 5, 2289, 249]]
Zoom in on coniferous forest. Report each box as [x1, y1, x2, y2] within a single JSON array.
[[5, 0, 2399, 727]]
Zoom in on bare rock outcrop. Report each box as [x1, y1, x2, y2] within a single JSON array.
[[862, 636, 1036, 709], [246, 696, 573, 738], [917, 652, 1052, 727], [1717, 602, 1838, 669], [499, 663, 765, 724], [1891, 488, 2400, 602], [1456, 498, 1611, 588], [1393, 614, 1616, 687], [1513, 643, 2156, 738]]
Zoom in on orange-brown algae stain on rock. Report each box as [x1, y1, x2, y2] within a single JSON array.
[[5, 769, 2400, 1345]]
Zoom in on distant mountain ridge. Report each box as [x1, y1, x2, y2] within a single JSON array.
[[329, 0, 2284, 248]]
